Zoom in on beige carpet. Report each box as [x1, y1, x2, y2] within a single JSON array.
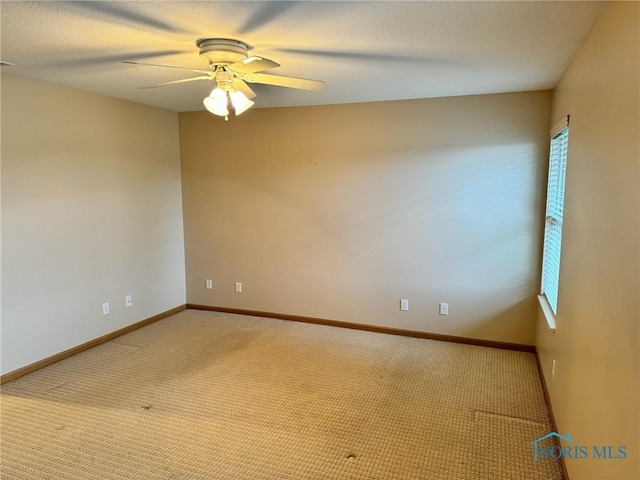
[[0, 309, 562, 479]]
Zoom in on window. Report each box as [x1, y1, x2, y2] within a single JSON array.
[[540, 116, 569, 315]]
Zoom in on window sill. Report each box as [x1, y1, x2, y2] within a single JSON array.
[[537, 295, 556, 332]]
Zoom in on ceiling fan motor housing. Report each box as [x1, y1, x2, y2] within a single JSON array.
[[197, 38, 250, 66]]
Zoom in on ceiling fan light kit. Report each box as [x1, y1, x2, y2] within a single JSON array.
[[125, 38, 324, 120], [203, 86, 255, 120]]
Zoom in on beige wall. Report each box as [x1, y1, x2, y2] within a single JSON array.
[[536, 3, 639, 479], [1, 75, 186, 375], [180, 90, 551, 345]]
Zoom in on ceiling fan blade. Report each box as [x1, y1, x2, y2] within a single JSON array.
[[123, 60, 211, 75], [242, 72, 324, 91], [0, 61, 15, 66], [232, 78, 257, 99], [140, 75, 213, 89], [227, 56, 280, 74]]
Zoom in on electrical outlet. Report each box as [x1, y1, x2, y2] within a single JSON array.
[[125, 295, 132, 307], [439, 302, 449, 315], [552, 359, 556, 379], [235, 282, 242, 293], [102, 302, 110, 315], [206, 279, 213, 290], [400, 299, 409, 311]]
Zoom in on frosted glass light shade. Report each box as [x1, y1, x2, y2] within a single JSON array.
[[229, 90, 255, 116], [203, 87, 229, 116]]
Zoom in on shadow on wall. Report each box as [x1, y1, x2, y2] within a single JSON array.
[[181, 92, 551, 345], [187, 141, 544, 337], [463, 298, 540, 345]]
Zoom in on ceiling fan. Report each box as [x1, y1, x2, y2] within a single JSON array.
[[124, 38, 324, 119]]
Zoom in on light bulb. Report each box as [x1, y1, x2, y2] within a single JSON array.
[[229, 90, 255, 116], [203, 87, 229, 116]]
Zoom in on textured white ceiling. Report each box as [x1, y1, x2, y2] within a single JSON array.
[[0, 1, 606, 112]]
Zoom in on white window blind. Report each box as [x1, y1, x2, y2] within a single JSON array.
[[541, 118, 569, 315]]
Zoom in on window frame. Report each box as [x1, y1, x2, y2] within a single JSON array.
[[539, 116, 570, 330]]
